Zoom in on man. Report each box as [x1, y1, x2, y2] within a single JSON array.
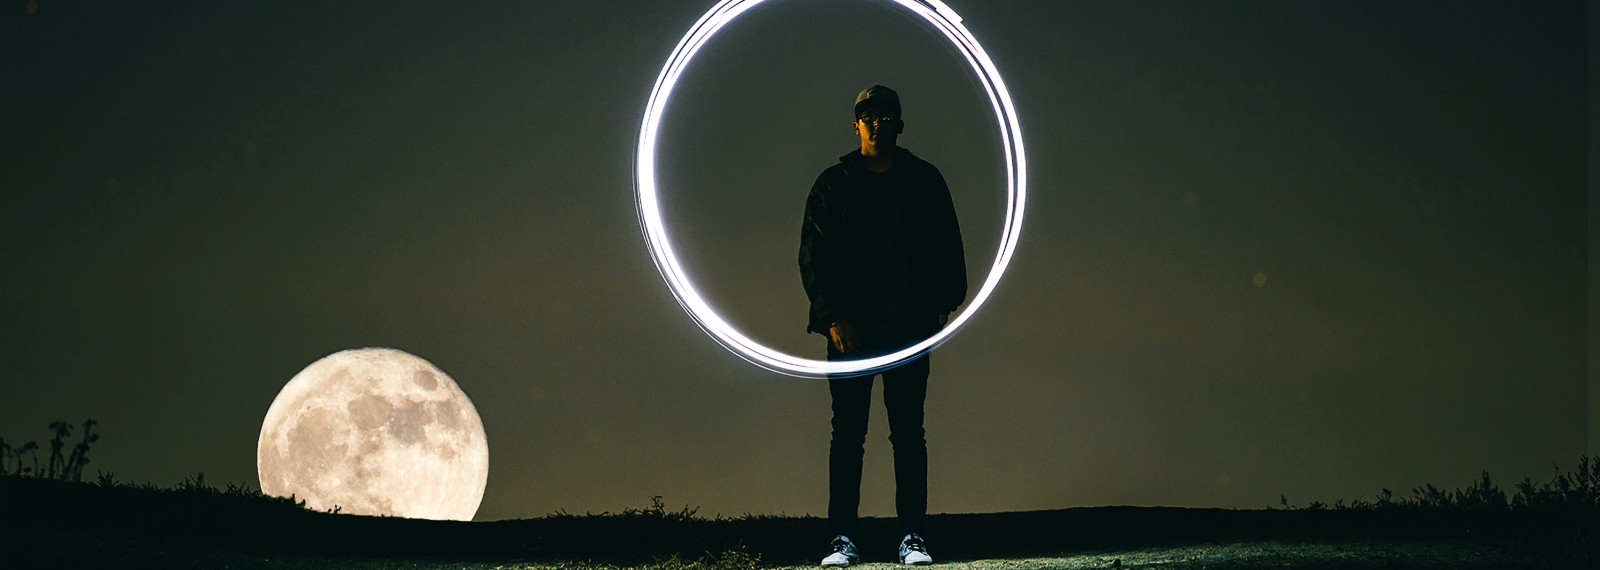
[[798, 85, 967, 567]]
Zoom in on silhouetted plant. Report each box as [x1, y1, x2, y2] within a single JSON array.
[[1454, 470, 1508, 511], [63, 419, 97, 482], [224, 480, 258, 498], [1, 419, 95, 481], [1296, 466, 1580, 514], [1286, 457, 1598, 563], [1514, 456, 1600, 510], [1409, 473, 1508, 511], [176, 472, 209, 493], [623, 495, 700, 522], [2, 438, 40, 477], [1375, 487, 1396, 508], [87, 469, 307, 511]]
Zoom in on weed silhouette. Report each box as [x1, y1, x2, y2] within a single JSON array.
[[1275, 458, 1600, 565], [1, 419, 95, 481], [624, 495, 701, 522]]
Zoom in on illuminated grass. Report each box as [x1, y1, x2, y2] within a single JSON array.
[[427, 541, 1542, 570]]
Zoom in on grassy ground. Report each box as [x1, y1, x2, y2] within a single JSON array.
[[1, 469, 1591, 569], [25, 539, 1552, 570], [936, 540, 1547, 569]]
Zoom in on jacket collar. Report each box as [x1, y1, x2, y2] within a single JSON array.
[[839, 146, 919, 175]]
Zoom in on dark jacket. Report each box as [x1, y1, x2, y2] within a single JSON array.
[[799, 147, 967, 338]]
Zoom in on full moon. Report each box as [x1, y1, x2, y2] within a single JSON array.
[[257, 348, 489, 520]]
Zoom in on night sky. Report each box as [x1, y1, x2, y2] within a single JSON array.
[[2, 1, 1589, 522]]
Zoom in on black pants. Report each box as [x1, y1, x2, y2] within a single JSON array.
[[827, 350, 929, 537]]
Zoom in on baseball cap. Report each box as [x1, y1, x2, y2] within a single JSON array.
[[854, 84, 901, 117]]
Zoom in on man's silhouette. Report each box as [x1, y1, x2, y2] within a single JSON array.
[[799, 85, 967, 567]]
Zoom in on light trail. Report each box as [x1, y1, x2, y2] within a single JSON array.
[[635, 0, 1027, 378]]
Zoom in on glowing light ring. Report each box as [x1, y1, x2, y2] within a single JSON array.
[[636, 0, 1026, 378]]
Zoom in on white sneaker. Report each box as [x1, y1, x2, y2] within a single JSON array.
[[898, 533, 932, 565], [822, 535, 860, 567]]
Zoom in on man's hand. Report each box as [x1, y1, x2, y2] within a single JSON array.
[[829, 320, 860, 354]]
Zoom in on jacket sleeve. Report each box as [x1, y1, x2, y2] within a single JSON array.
[[925, 166, 967, 314], [799, 172, 846, 335]]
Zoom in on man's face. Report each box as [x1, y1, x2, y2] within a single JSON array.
[[853, 106, 903, 149]]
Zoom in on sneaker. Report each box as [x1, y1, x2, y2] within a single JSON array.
[[898, 533, 932, 565], [821, 535, 860, 567]]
